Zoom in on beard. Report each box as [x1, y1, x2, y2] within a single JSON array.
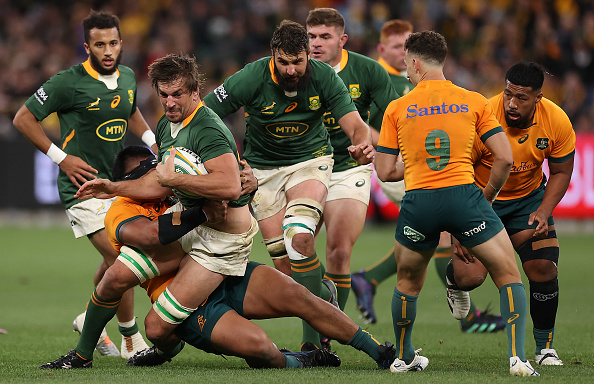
[[504, 111, 531, 128], [274, 61, 312, 93], [89, 48, 123, 75]]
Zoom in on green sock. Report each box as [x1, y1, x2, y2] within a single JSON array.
[[157, 341, 184, 359], [283, 353, 302, 368], [533, 328, 555, 354], [345, 327, 382, 361], [363, 247, 398, 286], [499, 283, 527, 360], [324, 272, 351, 311], [118, 320, 139, 337], [391, 288, 417, 364], [291, 253, 323, 348], [75, 289, 120, 360]]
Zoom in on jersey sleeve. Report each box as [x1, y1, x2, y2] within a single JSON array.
[[475, 96, 503, 143], [104, 198, 145, 251], [204, 68, 253, 118], [368, 65, 399, 125], [24, 71, 74, 121], [191, 124, 235, 163], [549, 107, 576, 163], [377, 100, 400, 155], [319, 65, 357, 121]]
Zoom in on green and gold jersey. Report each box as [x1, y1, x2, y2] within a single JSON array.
[[204, 57, 356, 168], [156, 102, 250, 209], [369, 57, 412, 131], [25, 60, 138, 209], [325, 50, 398, 172]]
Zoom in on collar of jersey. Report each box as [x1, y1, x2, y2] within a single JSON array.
[[335, 49, 349, 72], [82, 59, 120, 80], [268, 58, 279, 85], [182, 101, 203, 127], [415, 79, 453, 89], [378, 57, 402, 76]]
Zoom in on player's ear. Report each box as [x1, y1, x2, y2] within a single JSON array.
[[84, 43, 90, 55], [535, 92, 543, 104]]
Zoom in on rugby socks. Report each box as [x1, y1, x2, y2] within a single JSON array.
[[499, 283, 527, 360], [118, 319, 139, 337], [391, 288, 417, 364], [324, 272, 351, 311], [291, 253, 323, 349], [76, 289, 120, 360], [362, 247, 398, 285], [530, 278, 559, 353], [283, 353, 302, 368], [345, 327, 382, 361], [156, 341, 184, 359]]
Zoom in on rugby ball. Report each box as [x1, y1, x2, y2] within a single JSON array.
[[161, 146, 208, 198]]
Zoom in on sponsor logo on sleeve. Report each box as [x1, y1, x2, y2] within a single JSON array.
[[214, 84, 228, 102], [34, 86, 49, 105]]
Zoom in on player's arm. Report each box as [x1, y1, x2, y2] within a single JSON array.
[[337, 111, 374, 164], [156, 150, 242, 201], [529, 156, 574, 237], [75, 169, 171, 201], [13, 105, 98, 188], [481, 131, 513, 203], [128, 109, 158, 154], [374, 151, 404, 182]]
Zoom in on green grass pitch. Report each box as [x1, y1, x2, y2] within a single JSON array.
[[0, 223, 592, 383]]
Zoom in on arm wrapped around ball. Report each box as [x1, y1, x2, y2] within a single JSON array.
[[157, 205, 208, 245]]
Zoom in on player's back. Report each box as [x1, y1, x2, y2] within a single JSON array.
[[380, 80, 501, 190]]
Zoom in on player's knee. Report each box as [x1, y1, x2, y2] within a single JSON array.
[[523, 259, 558, 282], [282, 198, 323, 260], [117, 245, 160, 284], [96, 267, 132, 299], [517, 231, 559, 282], [148, 287, 196, 342]]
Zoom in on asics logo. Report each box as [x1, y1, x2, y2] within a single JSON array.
[[508, 313, 520, 323], [397, 320, 411, 326]]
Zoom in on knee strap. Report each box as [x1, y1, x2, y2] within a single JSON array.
[[153, 287, 196, 325], [517, 230, 559, 264], [264, 235, 288, 260], [118, 245, 160, 283], [282, 198, 323, 261]]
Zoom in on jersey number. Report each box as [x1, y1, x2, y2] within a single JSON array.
[[425, 130, 450, 171]]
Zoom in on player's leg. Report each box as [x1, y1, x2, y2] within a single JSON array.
[[510, 226, 562, 365], [259, 211, 291, 275], [242, 264, 395, 369], [145, 256, 224, 359], [323, 198, 367, 310]]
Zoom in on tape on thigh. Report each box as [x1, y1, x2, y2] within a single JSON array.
[[264, 235, 288, 260], [517, 230, 559, 264], [117, 245, 160, 283], [153, 287, 197, 325]]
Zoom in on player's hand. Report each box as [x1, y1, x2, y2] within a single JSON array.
[[75, 178, 117, 200], [348, 142, 375, 165], [451, 236, 474, 263], [156, 148, 177, 188], [239, 159, 258, 195], [528, 210, 549, 238], [59, 155, 98, 188], [203, 200, 228, 224]]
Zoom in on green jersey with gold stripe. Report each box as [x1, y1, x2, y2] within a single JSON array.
[[204, 57, 356, 168], [369, 57, 413, 131], [156, 103, 250, 209], [325, 50, 398, 172], [25, 60, 138, 209]]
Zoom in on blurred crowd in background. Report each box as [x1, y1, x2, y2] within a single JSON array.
[[0, 0, 593, 146]]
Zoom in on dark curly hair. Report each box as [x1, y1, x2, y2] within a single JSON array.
[[82, 10, 121, 44], [270, 20, 309, 56], [404, 31, 448, 66]]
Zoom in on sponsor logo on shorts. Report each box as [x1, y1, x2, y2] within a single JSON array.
[[70, 220, 78, 228], [196, 314, 206, 331], [265, 122, 309, 137], [355, 179, 365, 187], [536, 138, 550, 150], [462, 221, 486, 237], [34, 86, 49, 105], [518, 134, 529, 144], [214, 84, 228, 102], [318, 165, 329, 171], [309, 96, 321, 110], [349, 84, 361, 99], [533, 291, 558, 301], [507, 313, 520, 323], [403, 226, 425, 242], [96, 119, 127, 141]]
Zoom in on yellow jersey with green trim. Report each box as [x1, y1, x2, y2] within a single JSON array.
[[472, 93, 576, 200], [378, 80, 502, 191]]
